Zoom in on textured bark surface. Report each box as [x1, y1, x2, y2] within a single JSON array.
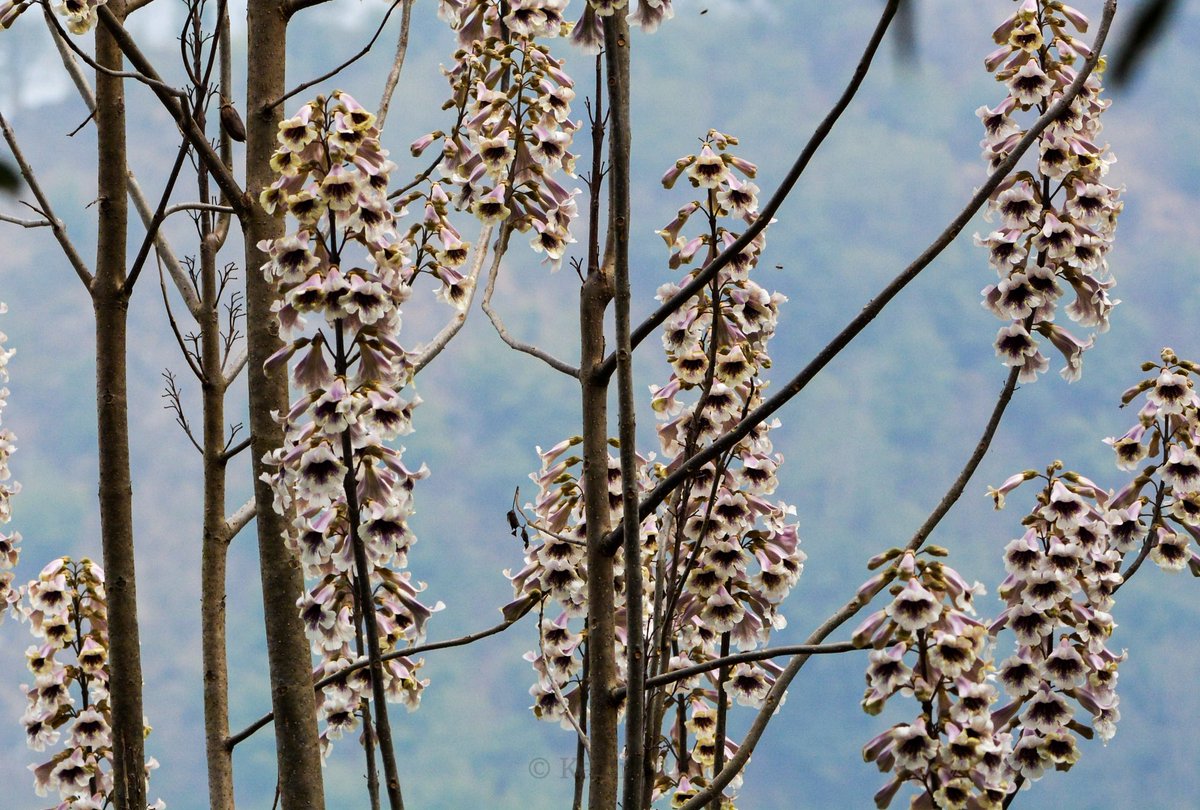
[[242, 2, 327, 807], [582, 264, 616, 810], [602, 14, 644, 810], [93, 3, 147, 807], [200, 231, 235, 810]]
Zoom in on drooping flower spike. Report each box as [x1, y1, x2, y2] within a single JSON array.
[[976, 0, 1122, 382], [259, 91, 443, 755]]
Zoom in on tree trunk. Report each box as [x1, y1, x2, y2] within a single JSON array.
[[200, 231, 235, 810], [582, 263, 617, 810], [242, 2, 327, 807], [94, 3, 147, 807]]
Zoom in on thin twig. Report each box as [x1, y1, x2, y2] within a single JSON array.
[[159, 256, 206, 381], [481, 225, 581, 378], [42, 7, 203, 314], [0, 111, 93, 288], [40, 0, 180, 95], [411, 223, 492, 375], [219, 435, 252, 463], [268, 0, 405, 111], [376, 0, 415, 129], [606, 0, 1116, 559], [130, 174, 203, 317], [906, 366, 1020, 552], [226, 598, 538, 749]]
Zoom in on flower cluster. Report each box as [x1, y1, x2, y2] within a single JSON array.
[[856, 549, 1010, 809], [0, 301, 19, 619], [985, 466, 1129, 793], [860, 469, 1133, 809], [258, 91, 442, 757], [416, 2, 581, 266], [1100, 348, 1200, 574], [20, 557, 164, 809], [507, 134, 804, 809], [505, 438, 632, 727], [975, 0, 1121, 382], [859, 348, 1200, 807]]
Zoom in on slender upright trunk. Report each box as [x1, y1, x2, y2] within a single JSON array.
[[582, 261, 616, 810], [94, 3, 146, 807], [243, 2, 327, 807], [198, 7, 238, 803], [200, 230, 235, 810], [603, 14, 644, 810]]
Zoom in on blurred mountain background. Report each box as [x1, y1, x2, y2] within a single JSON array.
[[1, 1, 1199, 807]]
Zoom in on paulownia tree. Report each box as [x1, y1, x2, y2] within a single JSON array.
[[1, 0, 1198, 808]]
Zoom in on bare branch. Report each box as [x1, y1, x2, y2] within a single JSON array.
[[0, 111, 93, 288], [612, 642, 860, 701], [411, 223, 492, 375], [41, 1, 184, 97], [125, 135, 193, 293], [42, 8, 204, 315], [162, 369, 204, 454], [0, 213, 50, 228], [905, 366, 1020, 552], [375, 0, 414, 129], [597, 0, 901, 382], [283, 0, 333, 17], [268, 0, 406, 111], [43, 6, 96, 108], [95, 4, 247, 212], [481, 225, 581, 378], [130, 175, 203, 317], [605, 0, 1117, 559], [219, 434, 252, 463], [225, 497, 256, 541], [226, 597, 538, 749], [165, 202, 237, 217], [159, 256, 206, 381]]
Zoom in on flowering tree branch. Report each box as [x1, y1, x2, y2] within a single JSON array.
[[605, 0, 1117, 560], [677, 355, 1025, 809]]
